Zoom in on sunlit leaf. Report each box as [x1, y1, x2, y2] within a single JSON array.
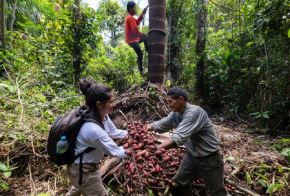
[[0, 181, 9, 191], [225, 49, 231, 61], [281, 148, 290, 161], [148, 189, 154, 196], [266, 183, 284, 194], [262, 112, 270, 119], [257, 179, 268, 188], [0, 83, 16, 93], [0, 162, 12, 178], [3, 171, 11, 178], [0, 162, 8, 172], [246, 41, 254, 47], [245, 172, 252, 184]]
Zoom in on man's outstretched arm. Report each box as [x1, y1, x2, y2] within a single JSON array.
[[136, 6, 148, 25]]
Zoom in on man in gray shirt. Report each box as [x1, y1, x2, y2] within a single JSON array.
[[145, 86, 227, 196]]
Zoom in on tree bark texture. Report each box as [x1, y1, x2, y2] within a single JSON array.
[[73, 0, 82, 83], [148, 0, 166, 84], [195, 0, 207, 102]]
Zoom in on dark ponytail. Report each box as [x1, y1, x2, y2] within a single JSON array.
[[79, 79, 112, 121]]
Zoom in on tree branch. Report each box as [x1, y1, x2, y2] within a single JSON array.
[[225, 178, 261, 196], [209, 0, 236, 11]]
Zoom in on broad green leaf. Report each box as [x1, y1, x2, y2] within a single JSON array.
[[257, 179, 268, 187], [0, 162, 8, 172], [0, 83, 16, 93], [3, 171, 11, 178], [0, 83, 10, 88], [288, 29, 290, 38], [148, 189, 154, 196], [246, 41, 254, 47], [262, 113, 270, 119], [281, 148, 290, 155], [225, 49, 231, 61], [0, 83, 11, 92], [281, 148, 290, 161], [0, 162, 11, 178], [245, 172, 252, 184]]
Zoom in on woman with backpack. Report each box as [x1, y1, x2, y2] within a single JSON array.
[[67, 79, 129, 196]]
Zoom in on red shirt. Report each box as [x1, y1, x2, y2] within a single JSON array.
[[125, 14, 143, 44]]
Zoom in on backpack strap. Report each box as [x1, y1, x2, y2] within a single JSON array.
[[75, 107, 103, 185], [75, 147, 95, 185], [76, 119, 100, 185]]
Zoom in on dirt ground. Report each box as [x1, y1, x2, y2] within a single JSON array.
[[1, 117, 289, 196]]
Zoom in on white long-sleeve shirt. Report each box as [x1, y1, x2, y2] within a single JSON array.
[[74, 115, 127, 164]]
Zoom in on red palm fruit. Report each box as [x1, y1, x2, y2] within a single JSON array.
[[145, 151, 150, 158], [163, 155, 170, 161], [154, 164, 161, 173], [155, 150, 162, 155], [127, 139, 133, 145]]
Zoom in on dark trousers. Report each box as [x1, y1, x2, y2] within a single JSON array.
[[171, 151, 228, 196], [129, 35, 148, 73]]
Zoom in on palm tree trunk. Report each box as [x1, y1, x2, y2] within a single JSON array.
[[9, 0, 16, 31], [0, 0, 4, 49], [148, 0, 166, 84], [195, 0, 208, 103], [73, 0, 82, 83]]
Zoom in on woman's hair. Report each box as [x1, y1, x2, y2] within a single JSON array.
[[167, 86, 188, 101], [79, 79, 112, 112]]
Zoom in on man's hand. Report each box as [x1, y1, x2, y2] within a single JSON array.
[[125, 149, 132, 156], [144, 124, 153, 132], [141, 5, 148, 16], [158, 138, 176, 150]]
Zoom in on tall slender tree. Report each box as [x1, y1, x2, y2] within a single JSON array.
[[195, 0, 207, 102], [73, 0, 82, 83], [166, 0, 187, 83], [0, 0, 4, 49], [9, 0, 17, 31]]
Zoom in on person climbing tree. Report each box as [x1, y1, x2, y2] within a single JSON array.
[[125, 1, 148, 75]]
